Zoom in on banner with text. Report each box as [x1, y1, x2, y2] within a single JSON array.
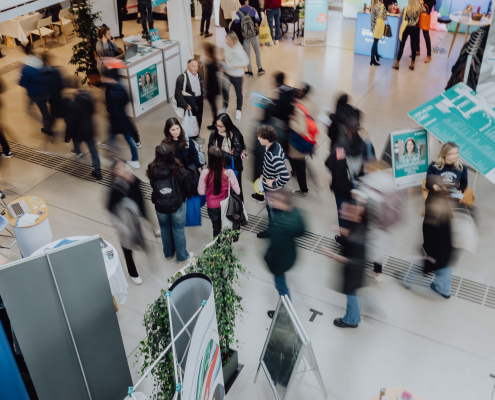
[[305, 0, 328, 31], [137, 64, 159, 105]]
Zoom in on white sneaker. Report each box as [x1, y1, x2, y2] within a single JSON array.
[[155, 228, 161, 237], [131, 276, 143, 285], [365, 269, 384, 282], [219, 107, 228, 114], [236, 110, 241, 120], [266, 42, 274, 46], [127, 160, 140, 169], [178, 251, 194, 264], [274, 40, 279, 45], [135, 142, 143, 149]]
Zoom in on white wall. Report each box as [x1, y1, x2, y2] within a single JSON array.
[[89, 0, 119, 35], [0, 0, 62, 22], [168, 0, 195, 69]]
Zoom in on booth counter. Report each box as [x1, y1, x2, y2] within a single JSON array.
[[354, 11, 402, 60]]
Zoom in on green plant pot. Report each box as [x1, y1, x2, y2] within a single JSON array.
[[222, 349, 238, 385]]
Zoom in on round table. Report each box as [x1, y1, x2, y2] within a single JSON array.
[[369, 387, 423, 400], [448, 11, 491, 57], [0, 12, 42, 45], [5, 196, 53, 258], [31, 236, 128, 307]]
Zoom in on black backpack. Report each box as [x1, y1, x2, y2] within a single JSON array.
[[152, 176, 183, 213]]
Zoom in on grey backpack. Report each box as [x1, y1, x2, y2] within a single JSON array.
[[239, 8, 257, 40]]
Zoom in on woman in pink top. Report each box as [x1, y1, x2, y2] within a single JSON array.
[[198, 146, 240, 236]]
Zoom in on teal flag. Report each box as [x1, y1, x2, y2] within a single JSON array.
[[152, 0, 167, 6]]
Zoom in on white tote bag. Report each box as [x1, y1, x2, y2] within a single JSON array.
[[220, 177, 233, 229], [182, 110, 200, 139], [172, 73, 191, 118]]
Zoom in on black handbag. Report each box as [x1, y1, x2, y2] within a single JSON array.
[[384, 22, 392, 38]]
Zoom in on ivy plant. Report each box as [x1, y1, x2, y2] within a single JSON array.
[[137, 229, 245, 399]]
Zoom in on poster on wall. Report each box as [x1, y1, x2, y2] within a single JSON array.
[[305, 0, 328, 31], [137, 64, 159, 105], [390, 128, 429, 188]]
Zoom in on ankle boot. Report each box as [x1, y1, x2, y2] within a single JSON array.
[[409, 60, 415, 70], [392, 60, 400, 70], [425, 55, 431, 63], [370, 55, 380, 66]]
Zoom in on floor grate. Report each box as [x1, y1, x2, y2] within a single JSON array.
[[0, 61, 23, 77], [6, 141, 495, 311]]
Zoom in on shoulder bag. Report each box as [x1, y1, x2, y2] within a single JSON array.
[[172, 73, 190, 118], [384, 20, 393, 38], [419, 5, 431, 31], [220, 175, 233, 229]]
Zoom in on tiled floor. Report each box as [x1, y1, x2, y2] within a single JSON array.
[[1, 11, 495, 400]]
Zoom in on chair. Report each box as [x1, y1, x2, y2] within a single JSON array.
[[52, 8, 75, 43], [433, 16, 452, 53], [29, 16, 61, 52]]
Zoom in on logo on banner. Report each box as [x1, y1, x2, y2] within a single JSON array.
[[318, 14, 327, 23]]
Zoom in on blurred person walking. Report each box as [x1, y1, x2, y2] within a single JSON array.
[[426, 142, 467, 196], [108, 159, 148, 285], [200, 0, 214, 37], [19, 44, 52, 136], [204, 44, 221, 131], [221, 32, 249, 120], [42, 54, 65, 132], [264, 0, 281, 45], [104, 69, 140, 169], [147, 144, 196, 263], [256, 125, 290, 238], [198, 146, 241, 236], [264, 189, 305, 318], [0, 78, 12, 158], [392, 0, 420, 70], [208, 113, 246, 200]]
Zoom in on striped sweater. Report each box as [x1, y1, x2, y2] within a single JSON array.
[[262, 142, 290, 191]]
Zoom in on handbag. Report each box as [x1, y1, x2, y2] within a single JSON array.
[[220, 177, 233, 229], [185, 194, 207, 227], [289, 129, 314, 154], [172, 73, 191, 118], [384, 21, 393, 38], [226, 156, 238, 179], [419, 5, 431, 31], [373, 4, 386, 39], [258, 16, 273, 45], [182, 110, 200, 139]]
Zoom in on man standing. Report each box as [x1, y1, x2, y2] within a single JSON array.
[[200, 0, 214, 37], [264, 0, 281, 45], [234, 0, 266, 77], [117, 0, 128, 38], [174, 59, 205, 143], [138, 0, 154, 39], [256, 125, 290, 238]]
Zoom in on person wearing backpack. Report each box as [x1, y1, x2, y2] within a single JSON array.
[[198, 146, 241, 237], [288, 84, 317, 198], [147, 144, 196, 263], [199, 0, 214, 37], [233, 0, 266, 77]]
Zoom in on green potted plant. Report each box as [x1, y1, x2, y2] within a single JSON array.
[[69, 1, 101, 85], [138, 230, 245, 398]]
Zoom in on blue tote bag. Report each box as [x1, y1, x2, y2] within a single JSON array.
[[226, 156, 238, 179], [186, 195, 207, 227]]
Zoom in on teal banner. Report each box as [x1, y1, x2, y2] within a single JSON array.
[[305, 0, 328, 31], [152, 0, 167, 6], [137, 64, 159, 105], [408, 82, 495, 184]]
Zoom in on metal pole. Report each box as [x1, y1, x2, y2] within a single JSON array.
[[167, 294, 181, 397]]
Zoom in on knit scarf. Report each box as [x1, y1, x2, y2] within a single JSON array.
[[218, 131, 231, 154]]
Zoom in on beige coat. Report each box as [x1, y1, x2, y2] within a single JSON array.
[[288, 97, 311, 159], [221, 0, 240, 20]]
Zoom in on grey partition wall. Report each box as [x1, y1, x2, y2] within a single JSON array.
[[0, 236, 132, 400]]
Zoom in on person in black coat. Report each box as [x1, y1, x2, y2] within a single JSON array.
[[103, 69, 140, 167], [42, 54, 65, 130], [117, 0, 128, 38], [208, 113, 245, 200], [204, 43, 220, 131]]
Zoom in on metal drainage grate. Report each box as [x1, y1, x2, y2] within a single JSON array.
[[7, 141, 495, 311], [0, 61, 23, 77]]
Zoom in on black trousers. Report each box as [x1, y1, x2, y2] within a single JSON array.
[[201, 4, 213, 33], [138, 1, 154, 34], [371, 38, 379, 61], [396, 26, 419, 62], [207, 207, 222, 237], [207, 92, 218, 125], [415, 29, 432, 56], [0, 128, 10, 154], [32, 97, 52, 134], [292, 158, 308, 193], [122, 246, 139, 278], [193, 96, 204, 130], [118, 7, 125, 36], [222, 73, 243, 111], [224, 19, 232, 33]]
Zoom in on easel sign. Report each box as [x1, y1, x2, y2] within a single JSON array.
[[383, 128, 429, 189], [254, 295, 327, 400], [6, 37, 16, 47]]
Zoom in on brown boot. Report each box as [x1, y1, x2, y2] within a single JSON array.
[[392, 60, 400, 70], [409, 60, 415, 71], [425, 55, 431, 63], [416, 51, 420, 56]]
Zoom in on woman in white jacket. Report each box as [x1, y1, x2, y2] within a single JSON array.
[[221, 32, 249, 120]]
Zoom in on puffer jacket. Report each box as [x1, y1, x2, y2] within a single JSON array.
[[208, 130, 245, 172]]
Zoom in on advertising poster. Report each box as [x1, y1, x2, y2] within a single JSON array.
[[305, 0, 328, 31], [390, 128, 428, 188], [408, 82, 495, 184], [137, 64, 159, 105]]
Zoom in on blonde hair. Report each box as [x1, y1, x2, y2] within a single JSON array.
[[226, 31, 239, 44], [434, 142, 463, 171], [372, 0, 382, 8], [407, 0, 420, 17]]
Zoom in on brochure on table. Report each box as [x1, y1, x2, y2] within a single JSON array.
[[408, 82, 495, 184]]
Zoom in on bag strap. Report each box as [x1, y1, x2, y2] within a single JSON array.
[[295, 102, 310, 118], [183, 72, 187, 92]]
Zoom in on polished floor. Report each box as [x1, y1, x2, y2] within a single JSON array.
[[1, 11, 495, 400]]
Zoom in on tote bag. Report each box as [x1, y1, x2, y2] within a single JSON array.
[[259, 16, 272, 45], [182, 110, 200, 138], [373, 4, 386, 39], [186, 194, 207, 226], [226, 156, 238, 179], [220, 177, 233, 229], [419, 5, 431, 31]]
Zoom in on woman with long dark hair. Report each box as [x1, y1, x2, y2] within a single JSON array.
[[198, 146, 240, 236], [208, 113, 245, 200], [147, 144, 196, 263], [162, 117, 202, 171]]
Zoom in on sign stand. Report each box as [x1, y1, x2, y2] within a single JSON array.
[[254, 296, 327, 400], [303, 0, 328, 46]]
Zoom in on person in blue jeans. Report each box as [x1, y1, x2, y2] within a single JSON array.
[[147, 144, 196, 263], [264, 0, 282, 44], [138, 0, 154, 38]]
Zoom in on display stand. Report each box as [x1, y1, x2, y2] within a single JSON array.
[[303, 0, 328, 46], [254, 295, 327, 400]]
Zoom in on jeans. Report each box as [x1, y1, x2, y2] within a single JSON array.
[[243, 36, 262, 72], [207, 207, 222, 237], [109, 129, 139, 161], [138, 0, 154, 34], [292, 158, 307, 193], [335, 195, 348, 229], [122, 247, 139, 277], [73, 138, 101, 174], [32, 97, 51, 134], [222, 73, 243, 111], [201, 3, 213, 33], [274, 273, 290, 300], [0, 128, 10, 154], [266, 8, 281, 41], [432, 266, 452, 297], [343, 292, 361, 325], [396, 26, 419, 62], [156, 202, 189, 262]]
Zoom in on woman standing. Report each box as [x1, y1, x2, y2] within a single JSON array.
[[415, 0, 435, 63], [370, 0, 387, 66], [392, 0, 420, 71], [208, 113, 245, 200], [162, 118, 202, 171], [96, 26, 120, 75], [221, 32, 249, 120], [147, 144, 196, 263], [198, 146, 241, 236]]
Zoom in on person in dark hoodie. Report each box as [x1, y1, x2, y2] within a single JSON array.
[[19, 44, 52, 136], [103, 68, 140, 169], [204, 43, 221, 131], [42, 53, 65, 131]]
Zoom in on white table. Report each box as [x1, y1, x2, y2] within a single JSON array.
[[0, 12, 41, 45], [448, 11, 491, 57], [31, 236, 129, 306]]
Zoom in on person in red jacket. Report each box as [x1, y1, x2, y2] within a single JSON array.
[[264, 0, 282, 45]]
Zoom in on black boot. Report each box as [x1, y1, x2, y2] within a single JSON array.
[[370, 55, 380, 66]]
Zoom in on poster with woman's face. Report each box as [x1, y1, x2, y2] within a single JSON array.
[[137, 64, 159, 104], [391, 129, 429, 188]]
